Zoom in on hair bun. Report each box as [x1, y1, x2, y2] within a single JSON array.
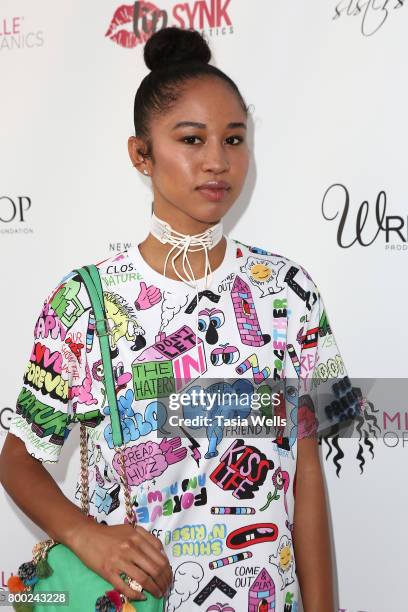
[[144, 27, 211, 72]]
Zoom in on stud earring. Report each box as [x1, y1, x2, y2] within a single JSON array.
[[143, 169, 149, 175]]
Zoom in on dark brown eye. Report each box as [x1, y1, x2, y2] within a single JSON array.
[[226, 135, 244, 145], [182, 135, 201, 144]]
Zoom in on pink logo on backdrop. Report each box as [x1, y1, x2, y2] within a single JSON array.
[[0, 16, 44, 51], [105, 0, 233, 49]]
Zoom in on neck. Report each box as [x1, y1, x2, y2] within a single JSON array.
[[139, 210, 226, 282], [152, 200, 219, 235]]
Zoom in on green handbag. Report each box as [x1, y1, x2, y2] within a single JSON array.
[[8, 265, 165, 612]]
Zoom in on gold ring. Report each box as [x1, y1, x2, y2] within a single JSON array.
[[128, 578, 143, 592], [120, 573, 143, 592]]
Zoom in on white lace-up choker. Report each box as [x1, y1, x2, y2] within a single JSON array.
[[149, 212, 224, 289]]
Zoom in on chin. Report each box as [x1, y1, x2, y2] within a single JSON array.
[[187, 202, 233, 225]]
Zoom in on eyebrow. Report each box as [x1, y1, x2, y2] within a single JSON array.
[[172, 121, 247, 130]]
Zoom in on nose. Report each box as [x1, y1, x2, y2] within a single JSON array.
[[200, 139, 230, 174]]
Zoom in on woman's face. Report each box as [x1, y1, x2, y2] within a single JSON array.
[[129, 75, 250, 227]]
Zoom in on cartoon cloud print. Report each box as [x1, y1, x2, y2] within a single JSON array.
[[165, 561, 204, 612], [240, 256, 286, 297], [160, 290, 189, 333]]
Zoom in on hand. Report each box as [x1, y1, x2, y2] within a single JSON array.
[[135, 282, 162, 310], [69, 521, 173, 601]]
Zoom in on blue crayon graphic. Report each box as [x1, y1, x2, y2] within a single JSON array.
[[211, 506, 255, 515], [209, 551, 252, 569], [86, 311, 96, 353]]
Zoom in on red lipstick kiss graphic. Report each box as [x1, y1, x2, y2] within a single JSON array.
[[105, 2, 160, 48]]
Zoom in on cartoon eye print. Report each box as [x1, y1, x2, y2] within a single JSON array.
[[91, 359, 104, 382], [198, 312, 210, 333], [211, 344, 240, 366], [286, 385, 297, 399], [114, 362, 124, 380], [198, 308, 225, 345], [113, 361, 132, 392]]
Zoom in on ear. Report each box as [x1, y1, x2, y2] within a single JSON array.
[[128, 136, 152, 176]]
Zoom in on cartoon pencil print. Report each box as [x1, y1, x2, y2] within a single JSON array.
[[211, 506, 255, 515], [86, 310, 96, 353], [209, 551, 252, 569], [236, 353, 270, 384], [286, 344, 300, 377]]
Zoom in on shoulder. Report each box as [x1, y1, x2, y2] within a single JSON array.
[[231, 237, 320, 296], [43, 247, 133, 323], [94, 247, 135, 275], [49, 247, 133, 292]]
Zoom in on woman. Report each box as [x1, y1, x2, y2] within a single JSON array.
[[0, 26, 359, 612]]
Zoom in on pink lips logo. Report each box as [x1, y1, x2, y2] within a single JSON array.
[[105, 2, 161, 48]]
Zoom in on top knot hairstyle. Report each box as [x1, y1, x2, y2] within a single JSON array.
[[144, 26, 211, 71], [134, 27, 249, 156]]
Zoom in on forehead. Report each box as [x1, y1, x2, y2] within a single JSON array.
[[154, 76, 246, 129]]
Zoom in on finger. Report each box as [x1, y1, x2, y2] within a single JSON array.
[[118, 562, 163, 599], [134, 529, 171, 569], [137, 532, 172, 580], [127, 545, 171, 594], [132, 528, 172, 576], [108, 567, 149, 602], [142, 531, 165, 551], [139, 282, 147, 291]]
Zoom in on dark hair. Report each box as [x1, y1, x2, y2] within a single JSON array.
[[134, 27, 249, 157]]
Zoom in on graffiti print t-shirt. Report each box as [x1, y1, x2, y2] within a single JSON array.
[[9, 236, 359, 612]]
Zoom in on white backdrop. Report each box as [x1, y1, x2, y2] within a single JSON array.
[[1, 1, 407, 611]]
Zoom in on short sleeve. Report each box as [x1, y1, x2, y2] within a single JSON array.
[[297, 283, 362, 439], [8, 270, 100, 463]]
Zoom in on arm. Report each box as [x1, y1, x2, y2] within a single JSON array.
[[0, 432, 91, 547], [292, 436, 335, 612], [0, 430, 172, 601]]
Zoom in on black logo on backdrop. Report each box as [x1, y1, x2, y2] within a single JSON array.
[[322, 183, 407, 250], [0, 408, 13, 431], [0, 196, 31, 222], [0, 196, 33, 234], [333, 0, 405, 36]]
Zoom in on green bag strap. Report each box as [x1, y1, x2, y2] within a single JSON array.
[[75, 265, 124, 447]]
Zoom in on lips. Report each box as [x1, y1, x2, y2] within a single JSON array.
[[196, 186, 230, 203], [105, 2, 159, 48], [197, 181, 231, 190]]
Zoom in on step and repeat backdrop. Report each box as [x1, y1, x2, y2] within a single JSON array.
[[1, 1, 407, 611]]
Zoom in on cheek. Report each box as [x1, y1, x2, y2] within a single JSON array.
[[154, 152, 197, 195], [230, 148, 249, 183], [155, 144, 196, 179]]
